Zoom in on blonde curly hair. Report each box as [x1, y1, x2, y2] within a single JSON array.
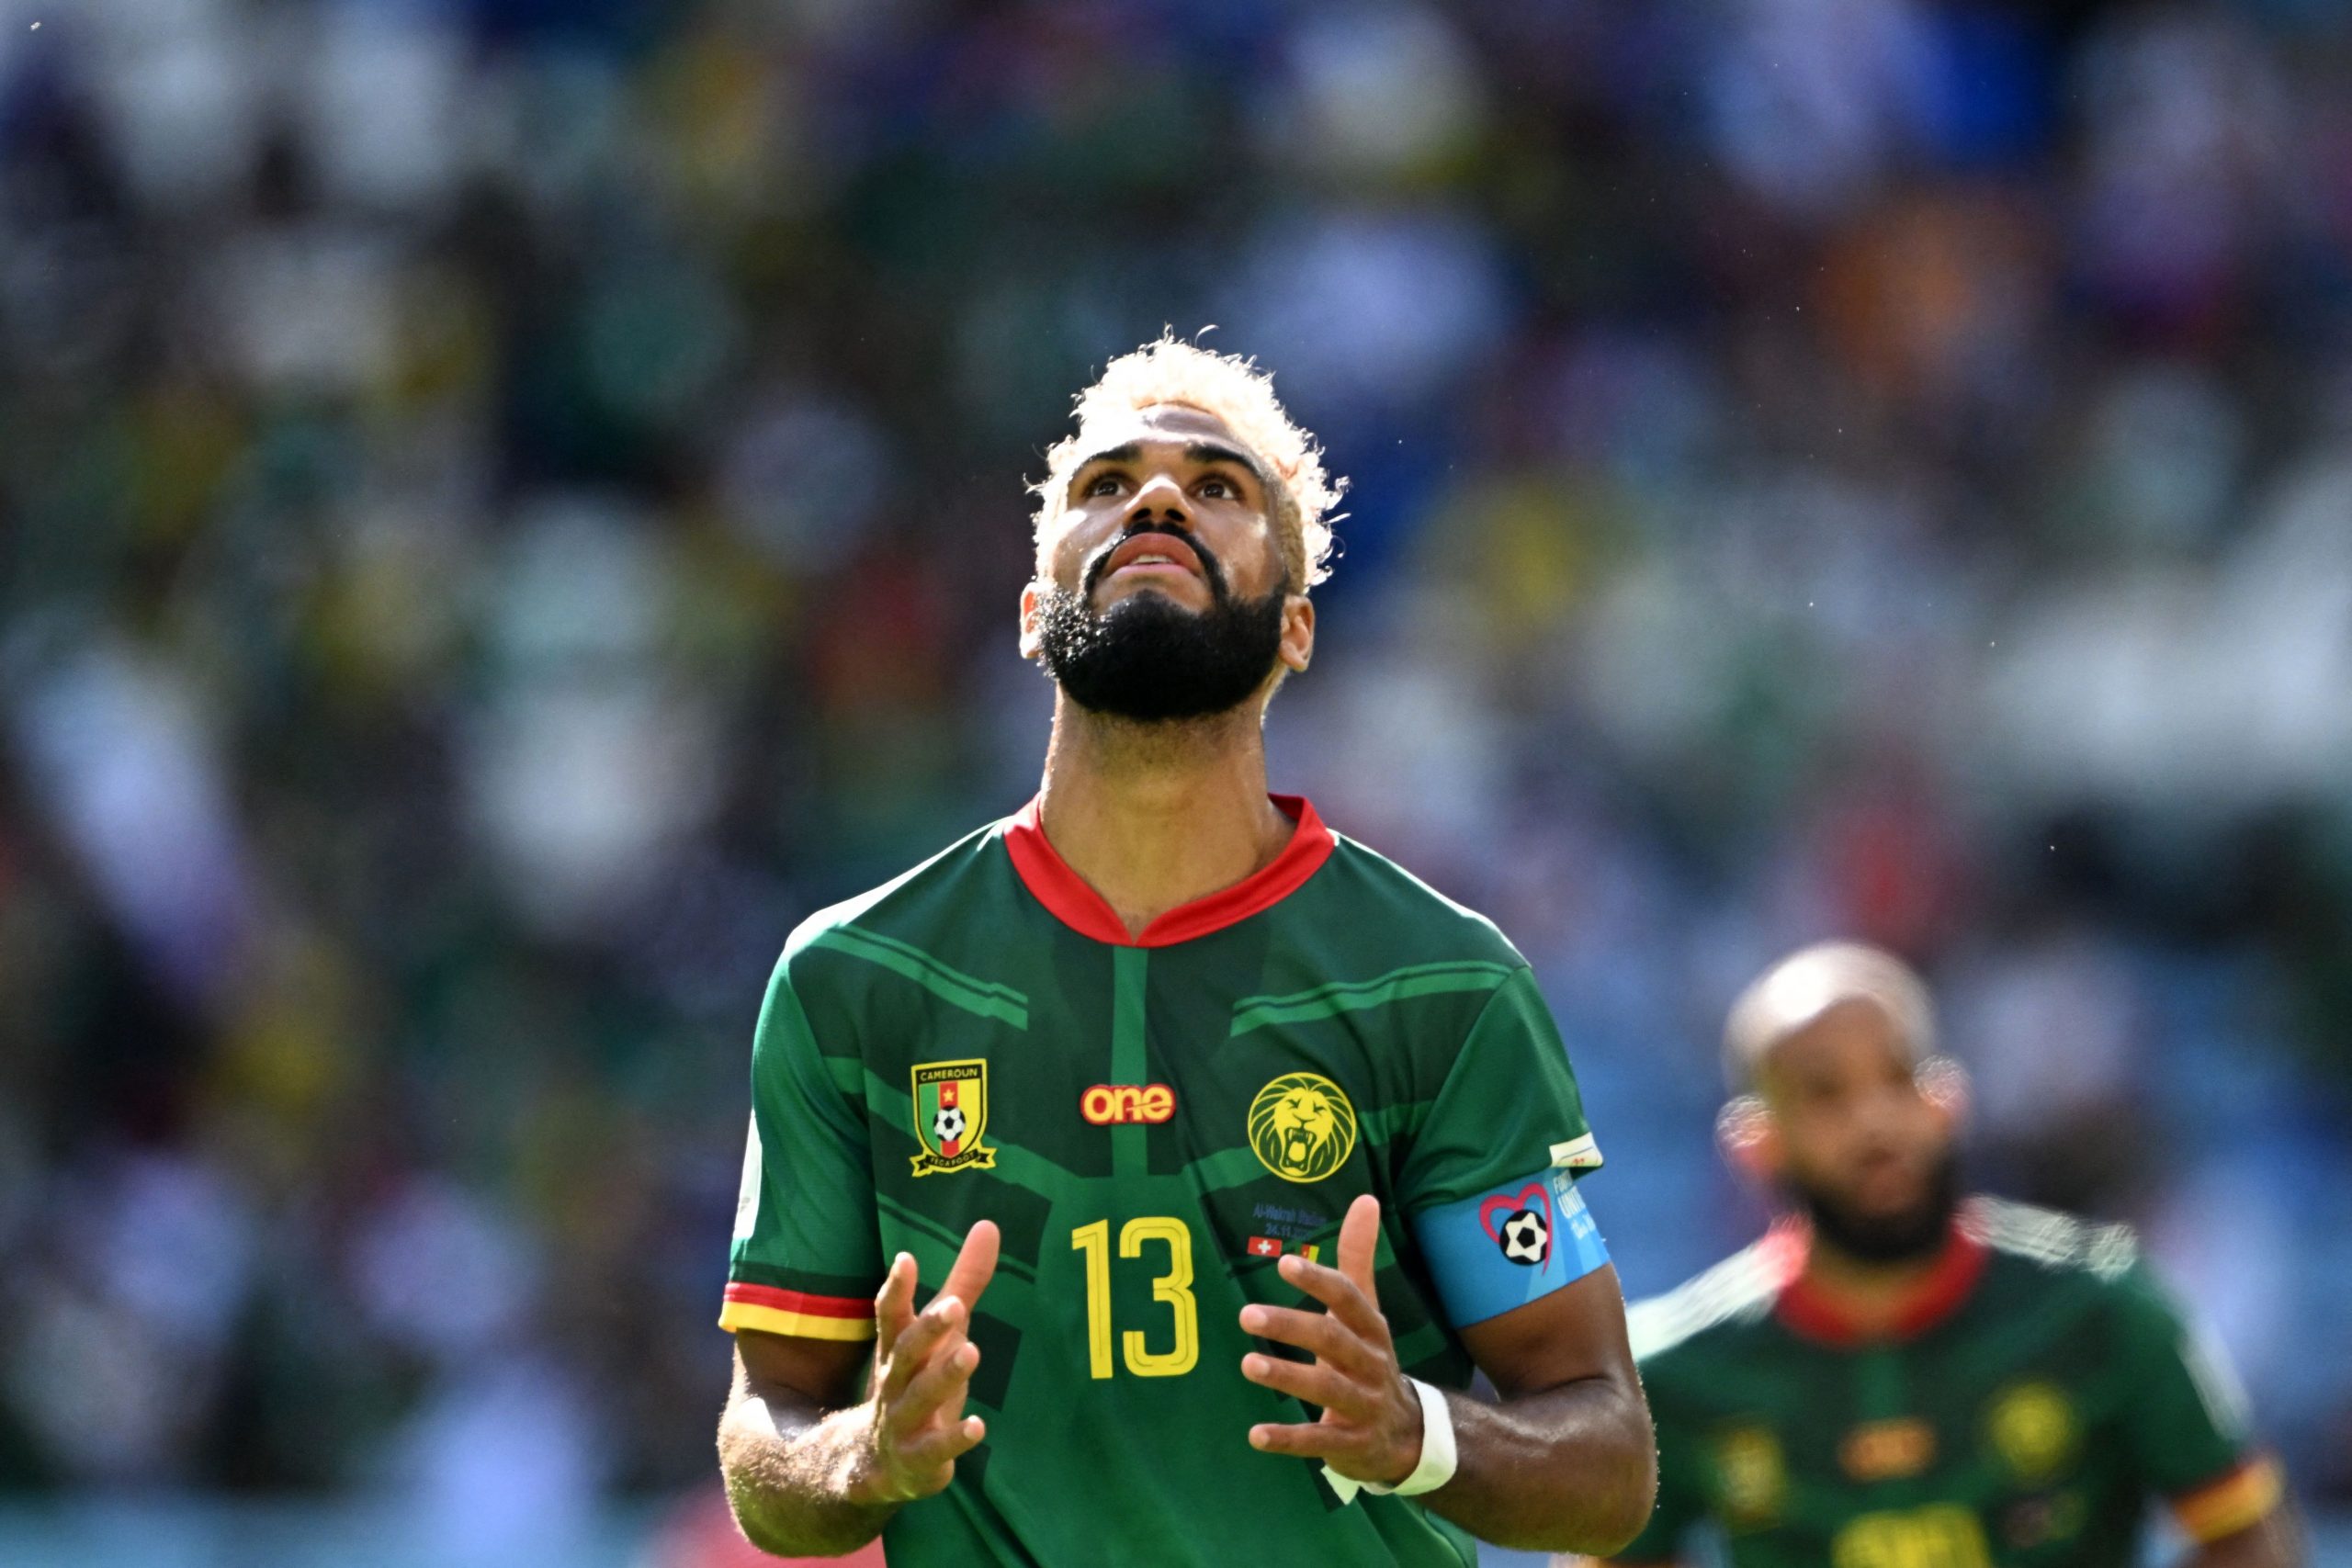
[[1032, 334, 1344, 591]]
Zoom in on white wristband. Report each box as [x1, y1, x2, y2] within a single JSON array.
[[1321, 1378, 1459, 1504]]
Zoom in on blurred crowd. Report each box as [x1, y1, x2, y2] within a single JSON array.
[[3, 0, 2351, 1545]]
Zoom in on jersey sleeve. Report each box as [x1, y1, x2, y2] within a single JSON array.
[[2110, 1262, 2283, 1542], [718, 950, 885, 1341], [1396, 964, 1610, 1328]]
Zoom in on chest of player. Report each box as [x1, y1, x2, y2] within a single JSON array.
[[1679, 1319, 2146, 1566], [815, 924, 1502, 1408], [843, 933, 1462, 1201]]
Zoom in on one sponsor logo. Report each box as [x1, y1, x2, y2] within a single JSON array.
[[1246, 1235, 1283, 1258], [1478, 1181, 1555, 1269], [1246, 1072, 1358, 1184], [1714, 1426, 1785, 1526], [1080, 1082, 1176, 1125], [1840, 1418, 1938, 1482], [1986, 1382, 2077, 1483], [1548, 1133, 1604, 1171], [910, 1059, 997, 1177]]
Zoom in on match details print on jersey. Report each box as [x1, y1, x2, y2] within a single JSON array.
[[719, 795, 1612, 1568]]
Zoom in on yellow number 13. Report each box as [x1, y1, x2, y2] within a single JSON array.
[[1070, 1216, 1198, 1379]]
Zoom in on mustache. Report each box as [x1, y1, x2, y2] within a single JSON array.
[[1081, 521, 1230, 603]]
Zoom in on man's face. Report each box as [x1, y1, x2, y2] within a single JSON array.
[[1020, 403, 1313, 721], [1758, 998, 1959, 1262]]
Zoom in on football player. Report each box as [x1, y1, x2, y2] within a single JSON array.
[[714, 337, 1656, 1564], [1602, 942, 2301, 1568]]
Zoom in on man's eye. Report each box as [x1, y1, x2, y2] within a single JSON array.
[[1086, 474, 1125, 497], [1199, 477, 1235, 500]]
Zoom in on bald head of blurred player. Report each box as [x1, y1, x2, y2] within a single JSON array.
[[1719, 942, 1967, 1265]]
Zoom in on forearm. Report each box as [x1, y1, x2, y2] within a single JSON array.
[[717, 1362, 898, 1557], [1423, 1375, 1657, 1555]]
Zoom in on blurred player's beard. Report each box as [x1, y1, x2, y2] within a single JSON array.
[[1035, 534, 1288, 722], [1790, 1149, 1961, 1265]]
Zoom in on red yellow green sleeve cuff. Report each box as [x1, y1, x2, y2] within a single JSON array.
[[718, 1282, 876, 1341], [2171, 1455, 2285, 1543]]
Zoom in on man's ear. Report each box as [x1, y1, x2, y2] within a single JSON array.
[[1278, 592, 1315, 673], [1716, 1094, 1781, 1182], [1018, 581, 1045, 661], [1917, 1056, 1970, 1135]]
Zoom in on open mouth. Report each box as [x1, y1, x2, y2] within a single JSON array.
[[1101, 532, 1206, 585]]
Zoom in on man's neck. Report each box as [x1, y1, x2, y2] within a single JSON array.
[[1035, 694, 1295, 940], [1793, 1230, 1954, 1336]]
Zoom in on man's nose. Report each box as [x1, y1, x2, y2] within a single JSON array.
[[1129, 471, 1189, 521], [1856, 1085, 1918, 1138]]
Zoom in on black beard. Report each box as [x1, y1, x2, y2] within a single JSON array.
[[1789, 1150, 1962, 1265], [1035, 538, 1288, 722]]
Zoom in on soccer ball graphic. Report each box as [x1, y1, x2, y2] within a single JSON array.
[[1498, 1208, 1550, 1266], [933, 1105, 968, 1145]]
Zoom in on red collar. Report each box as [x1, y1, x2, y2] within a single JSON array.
[[1002, 795, 1337, 947], [1771, 1216, 1988, 1347]]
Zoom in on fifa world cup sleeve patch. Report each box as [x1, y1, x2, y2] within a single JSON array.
[[1410, 1168, 1610, 1329]]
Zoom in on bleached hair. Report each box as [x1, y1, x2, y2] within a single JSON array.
[[1723, 942, 1937, 1092], [1032, 334, 1344, 590]]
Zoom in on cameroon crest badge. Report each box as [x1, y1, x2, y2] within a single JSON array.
[[1247, 1072, 1358, 1184], [910, 1059, 997, 1177], [1986, 1382, 2077, 1483]]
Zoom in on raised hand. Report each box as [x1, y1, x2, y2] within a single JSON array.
[[850, 1218, 1000, 1506], [1237, 1192, 1425, 1486]]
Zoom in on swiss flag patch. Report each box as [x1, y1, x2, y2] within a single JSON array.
[[1246, 1236, 1283, 1258]]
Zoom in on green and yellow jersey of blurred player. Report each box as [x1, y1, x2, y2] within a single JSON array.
[[1611, 1198, 2285, 1568]]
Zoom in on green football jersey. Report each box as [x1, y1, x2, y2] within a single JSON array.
[[1619, 1199, 2283, 1568], [722, 796, 1611, 1568]]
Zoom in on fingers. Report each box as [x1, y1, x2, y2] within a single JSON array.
[[872, 1411, 985, 1504], [1272, 1253, 1391, 1347], [874, 1252, 918, 1359], [875, 1219, 995, 1415], [1335, 1192, 1381, 1299], [940, 1219, 1001, 1314], [888, 1339, 981, 1437], [878, 1294, 969, 1404], [1238, 1303, 1386, 1381], [891, 1411, 988, 1473], [1240, 1351, 1380, 1419], [1248, 1419, 1352, 1459], [872, 1327, 985, 1504]]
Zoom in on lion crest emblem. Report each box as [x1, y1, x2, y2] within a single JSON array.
[[1247, 1072, 1358, 1184]]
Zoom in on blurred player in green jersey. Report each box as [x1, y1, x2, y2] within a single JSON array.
[[714, 336, 1656, 1565], [1600, 942, 2301, 1568]]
